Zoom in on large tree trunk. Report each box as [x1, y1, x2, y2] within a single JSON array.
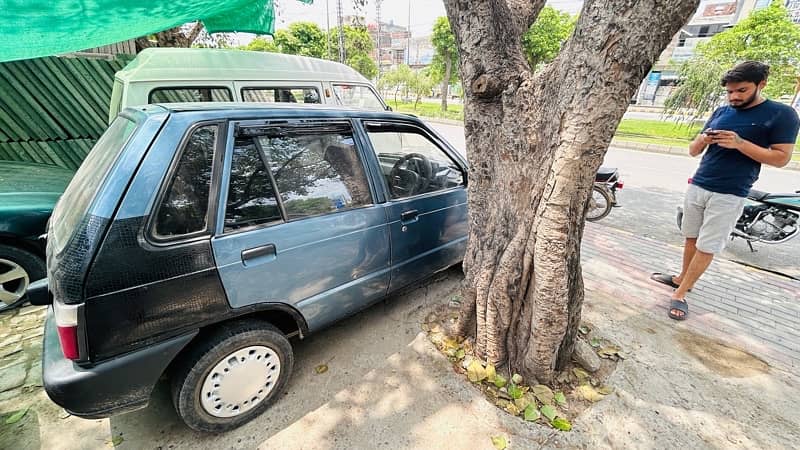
[[444, 0, 698, 383], [441, 56, 452, 112]]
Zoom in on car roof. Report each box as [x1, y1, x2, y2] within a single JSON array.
[[128, 102, 424, 123], [115, 48, 372, 84]]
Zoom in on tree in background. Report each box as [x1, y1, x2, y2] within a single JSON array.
[[443, 0, 698, 382], [327, 25, 378, 79], [409, 68, 436, 109], [431, 17, 459, 112], [242, 36, 279, 53], [273, 22, 327, 58], [522, 6, 577, 70], [379, 64, 413, 104], [665, 2, 800, 118]]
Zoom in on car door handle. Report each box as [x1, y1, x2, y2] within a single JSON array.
[[401, 209, 419, 224], [241, 244, 277, 266]]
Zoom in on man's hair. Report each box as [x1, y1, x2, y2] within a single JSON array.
[[720, 61, 770, 86]]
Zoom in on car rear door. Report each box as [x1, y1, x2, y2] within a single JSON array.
[[211, 119, 391, 332]]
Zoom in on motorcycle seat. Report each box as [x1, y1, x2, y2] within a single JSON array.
[[748, 189, 800, 201], [748, 189, 770, 201], [596, 167, 618, 182]]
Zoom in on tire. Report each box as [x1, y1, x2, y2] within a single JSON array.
[[170, 320, 294, 433], [586, 186, 613, 222], [0, 244, 45, 313]]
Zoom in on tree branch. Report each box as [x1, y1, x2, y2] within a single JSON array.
[[186, 21, 205, 46], [506, 0, 547, 37]]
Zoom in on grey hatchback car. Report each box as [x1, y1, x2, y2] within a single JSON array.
[[38, 103, 467, 432]]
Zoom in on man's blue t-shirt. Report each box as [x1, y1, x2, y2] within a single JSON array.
[[692, 99, 799, 197]]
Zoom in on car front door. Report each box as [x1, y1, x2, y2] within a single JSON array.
[[211, 119, 391, 332], [361, 121, 468, 293]]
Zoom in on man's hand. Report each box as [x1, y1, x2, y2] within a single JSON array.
[[710, 130, 744, 150], [699, 129, 716, 146]]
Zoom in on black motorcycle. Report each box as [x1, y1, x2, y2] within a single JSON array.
[[587, 167, 623, 222], [677, 184, 800, 251]]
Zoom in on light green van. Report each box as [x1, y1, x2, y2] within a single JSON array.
[[108, 48, 388, 123]]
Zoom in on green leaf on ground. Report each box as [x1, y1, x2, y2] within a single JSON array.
[[455, 348, 466, 360], [541, 405, 557, 421], [494, 374, 508, 388], [533, 384, 555, 405], [111, 436, 124, 447], [578, 325, 590, 335], [508, 384, 524, 400], [315, 364, 328, 374], [589, 337, 602, 348], [554, 391, 567, 406], [514, 394, 532, 411], [511, 373, 523, 385], [5, 407, 28, 425], [491, 436, 508, 450], [576, 385, 605, 402], [552, 417, 573, 431], [523, 404, 541, 422]]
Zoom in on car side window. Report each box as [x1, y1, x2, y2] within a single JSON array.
[[242, 88, 321, 104], [154, 125, 218, 238], [242, 122, 372, 221], [365, 123, 464, 199], [149, 87, 232, 103], [224, 137, 282, 232]]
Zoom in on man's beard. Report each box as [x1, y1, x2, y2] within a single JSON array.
[[730, 90, 759, 109]]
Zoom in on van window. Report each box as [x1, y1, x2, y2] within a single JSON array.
[[154, 125, 218, 238], [332, 84, 384, 110], [242, 88, 321, 104], [51, 117, 137, 253], [247, 123, 372, 220], [149, 87, 232, 104]]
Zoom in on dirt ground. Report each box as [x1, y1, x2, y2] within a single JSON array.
[[1, 267, 799, 449]]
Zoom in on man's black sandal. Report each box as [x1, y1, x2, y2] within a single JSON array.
[[668, 299, 689, 321], [651, 273, 691, 292]]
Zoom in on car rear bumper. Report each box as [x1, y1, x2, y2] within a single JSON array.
[[42, 307, 197, 419]]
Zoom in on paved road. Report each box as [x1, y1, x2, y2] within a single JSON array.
[[430, 121, 800, 279]]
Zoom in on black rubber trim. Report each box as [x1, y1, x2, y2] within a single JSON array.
[[26, 278, 50, 306]]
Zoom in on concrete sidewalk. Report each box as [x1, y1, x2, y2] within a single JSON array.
[[582, 223, 800, 370]]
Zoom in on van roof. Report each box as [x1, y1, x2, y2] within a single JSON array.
[[115, 48, 372, 84], [131, 102, 419, 122]]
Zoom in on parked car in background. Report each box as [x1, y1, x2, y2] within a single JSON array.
[[0, 161, 73, 312], [108, 48, 389, 123], [39, 103, 467, 433]]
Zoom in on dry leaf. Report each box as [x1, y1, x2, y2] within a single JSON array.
[[467, 360, 487, 383], [315, 364, 329, 374], [576, 384, 605, 402], [533, 384, 555, 405]]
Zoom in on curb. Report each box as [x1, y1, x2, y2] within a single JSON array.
[[417, 116, 800, 172]]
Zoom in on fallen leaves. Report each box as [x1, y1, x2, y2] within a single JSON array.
[[314, 364, 329, 374], [5, 407, 28, 424], [491, 436, 508, 449]]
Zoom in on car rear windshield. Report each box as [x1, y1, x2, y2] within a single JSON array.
[[50, 116, 137, 253]]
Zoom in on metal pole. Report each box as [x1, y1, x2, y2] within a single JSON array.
[[336, 0, 345, 64], [407, 0, 411, 65], [326, 0, 331, 60], [376, 0, 382, 76]]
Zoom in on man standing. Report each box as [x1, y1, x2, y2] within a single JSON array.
[[651, 61, 799, 320]]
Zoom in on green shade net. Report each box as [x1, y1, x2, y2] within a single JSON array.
[[0, 0, 312, 63]]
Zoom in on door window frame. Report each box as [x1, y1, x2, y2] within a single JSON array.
[[216, 118, 381, 236], [359, 120, 468, 202], [147, 120, 227, 245]]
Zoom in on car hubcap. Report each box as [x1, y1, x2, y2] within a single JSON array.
[[0, 258, 29, 307], [200, 345, 281, 418]]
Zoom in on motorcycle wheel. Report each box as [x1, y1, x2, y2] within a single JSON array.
[[586, 186, 613, 222]]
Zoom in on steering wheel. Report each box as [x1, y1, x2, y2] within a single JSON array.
[[388, 153, 433, 198]]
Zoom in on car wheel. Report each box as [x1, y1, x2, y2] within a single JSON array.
[[171, 320, 294, 433], [0, 244, 45, 313]]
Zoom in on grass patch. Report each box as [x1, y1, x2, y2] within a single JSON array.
[[387, 100, 464, 121]]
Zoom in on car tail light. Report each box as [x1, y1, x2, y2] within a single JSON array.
[[615, 181, 624, 190], [53, 301, 80, 360]]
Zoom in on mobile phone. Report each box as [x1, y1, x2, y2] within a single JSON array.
[[705, 130, 720, 136]]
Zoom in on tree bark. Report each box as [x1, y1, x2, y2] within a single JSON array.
[[443, 0, 699, 383], [441, 56, 452, 112], [135, 22, 204, 51]]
